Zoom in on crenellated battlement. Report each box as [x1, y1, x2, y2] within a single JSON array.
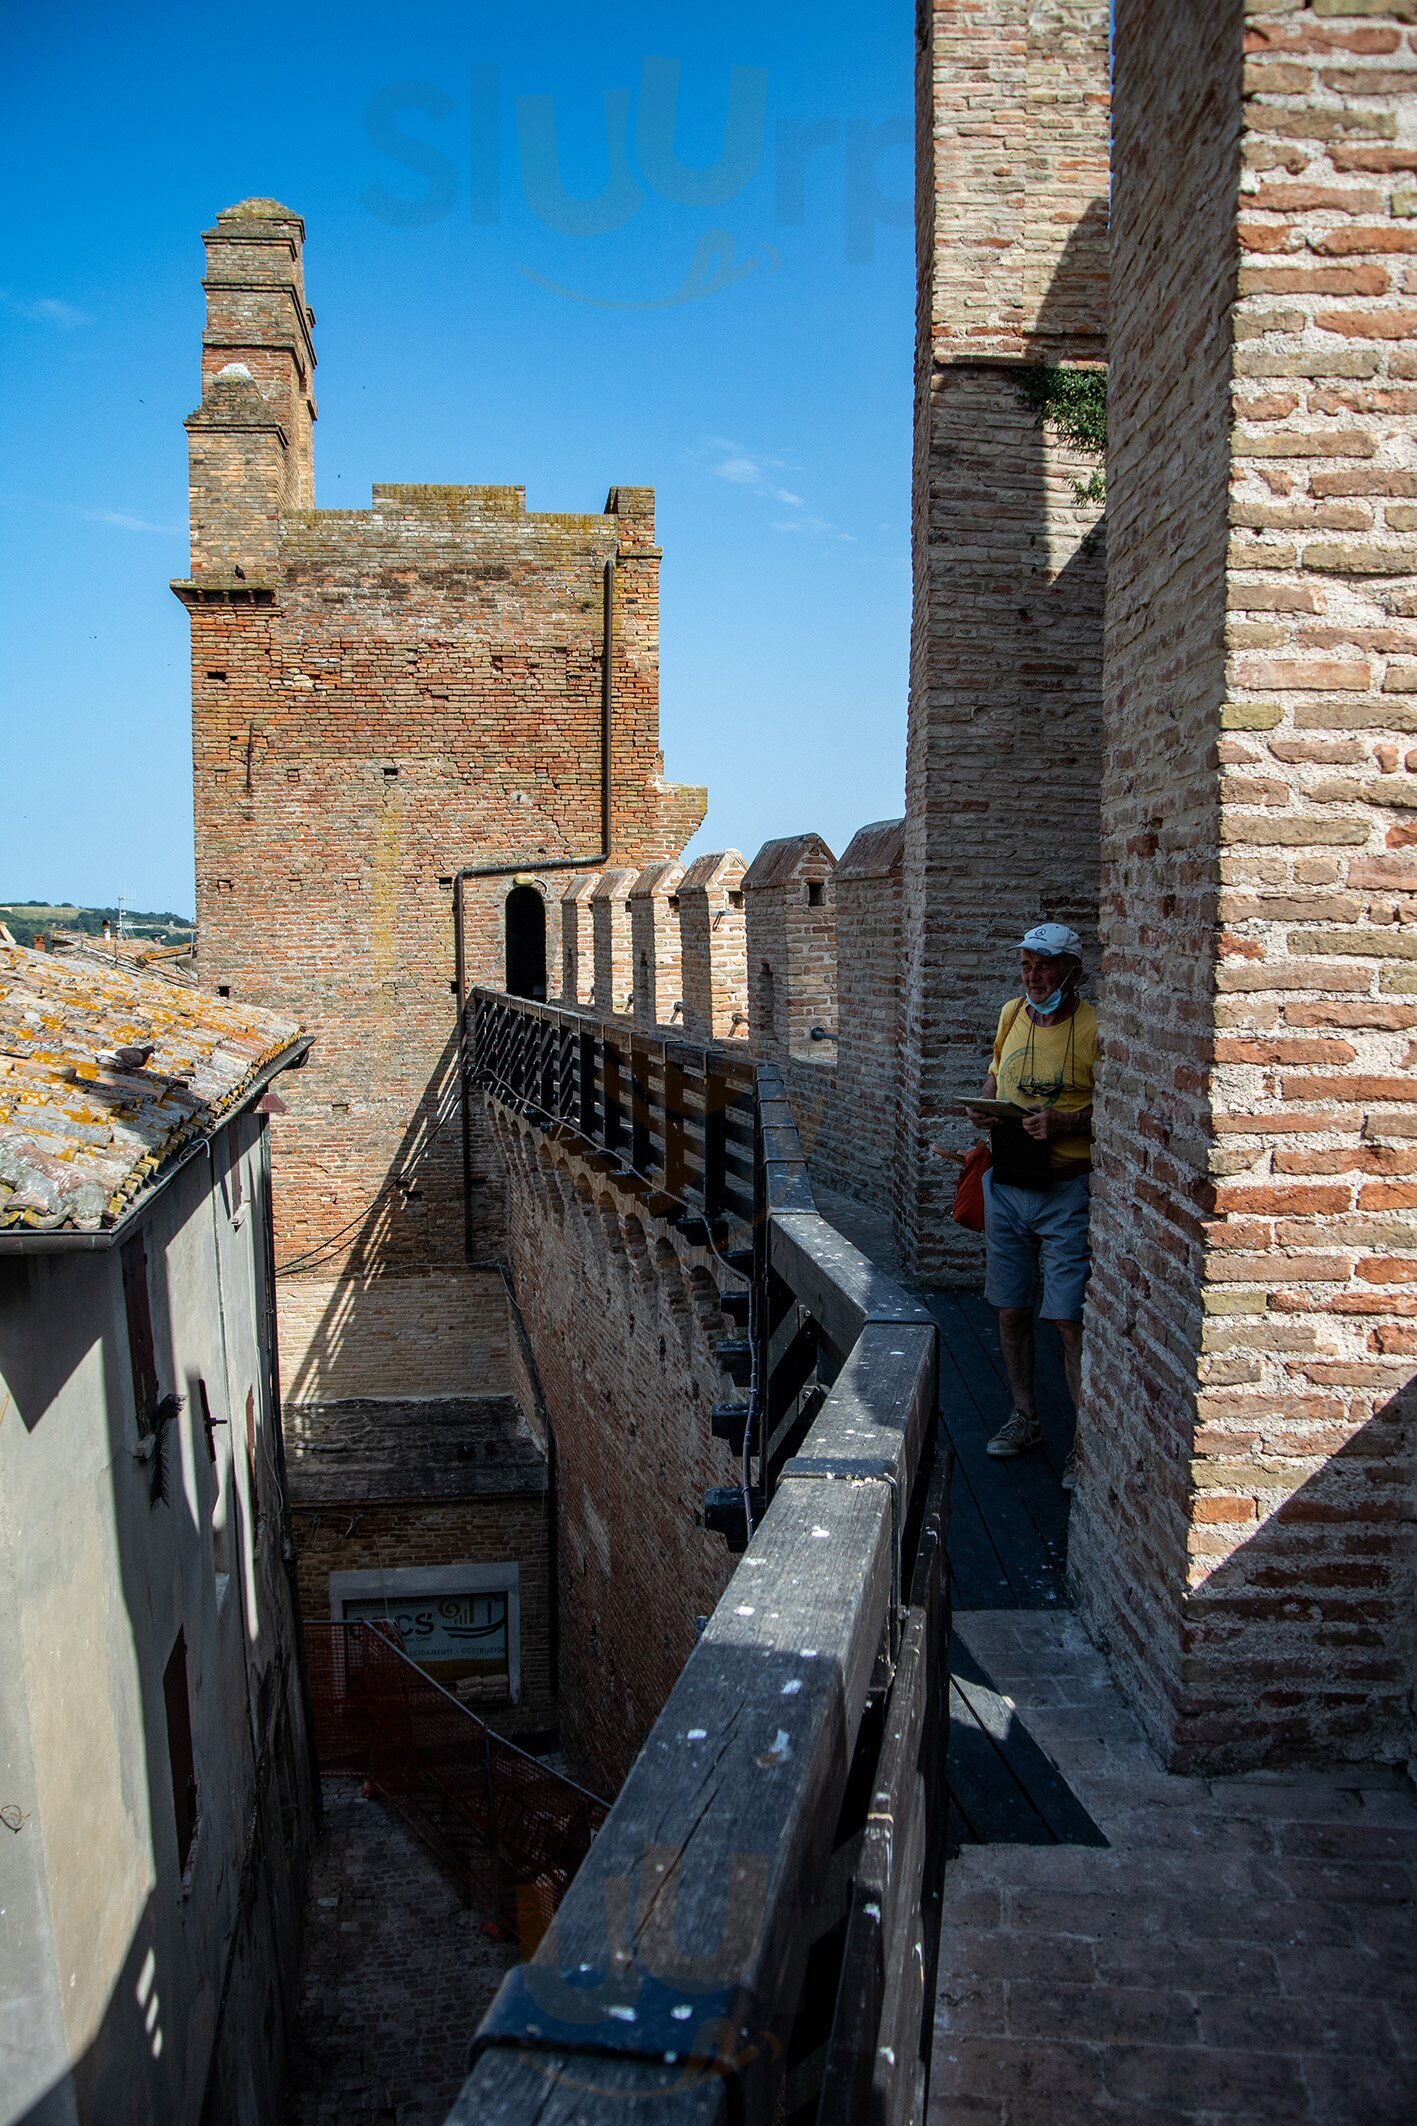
[[530, 822, 906, 1233]]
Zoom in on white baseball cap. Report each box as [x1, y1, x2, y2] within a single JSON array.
[[1018, 923, 1083, 959]]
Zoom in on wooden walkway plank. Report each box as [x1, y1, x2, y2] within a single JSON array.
[[939, 1446, 1016, 1610], [952, 1291, 1075, 1467], [937, 1387, 1062, 1607], [948, 1641, 1107, 1850], [930, 1293, 1074, 1601], [944, 1317, 1072, 1544], [945, 1680, 1055, 1848], [931, 1301, 1067, 1609]]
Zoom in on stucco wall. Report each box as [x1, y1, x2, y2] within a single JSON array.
[[0, 1114, 312, 2123]]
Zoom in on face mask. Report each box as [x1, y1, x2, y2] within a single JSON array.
[[1027, 985, 1066, 1017]]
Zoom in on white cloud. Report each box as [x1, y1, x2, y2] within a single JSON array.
[[0, 290, 90, 328], [83, 509, 179, 535], [692, 439, 848, 539], [772, 514, 854, 542]]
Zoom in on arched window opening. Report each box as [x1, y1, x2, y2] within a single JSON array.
[[505, 886, 546, 1000]]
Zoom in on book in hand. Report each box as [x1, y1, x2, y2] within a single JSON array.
[[951, 1098, 1033, 1122]]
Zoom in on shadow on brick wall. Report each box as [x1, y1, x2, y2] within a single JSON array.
[[1159, 1377, 1417, 1775], [904, 193, 1109, 1283], [277, 1026, 511, 1408]]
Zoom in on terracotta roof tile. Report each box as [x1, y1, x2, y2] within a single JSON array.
[[0, 944, 303, 1233]]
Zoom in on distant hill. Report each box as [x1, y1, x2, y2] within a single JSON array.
[[0, 904, 197, 950]]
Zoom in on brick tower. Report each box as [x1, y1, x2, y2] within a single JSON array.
[[900, 1, 1111, 1279], [175, 202, 705, 1675]]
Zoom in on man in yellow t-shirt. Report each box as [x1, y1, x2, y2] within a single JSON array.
[[965, 924, 1096, 1490]]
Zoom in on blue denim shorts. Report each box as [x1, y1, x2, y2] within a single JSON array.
[[983, 1170, 1092, 1321]]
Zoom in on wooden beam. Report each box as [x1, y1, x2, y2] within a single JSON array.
[[459, 1475, 897, 2122]]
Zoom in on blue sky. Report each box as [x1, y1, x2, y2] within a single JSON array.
[[0, 2, 915, 915]]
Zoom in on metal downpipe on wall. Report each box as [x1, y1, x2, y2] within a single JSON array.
[[452, 554, 618, 1261]]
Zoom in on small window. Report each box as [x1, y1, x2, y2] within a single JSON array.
[[121, 1232, 159, 1431], [729, 891, 744, 911], [217, 984, 230, 998], [206, 669, 227, 682], [807, 880, 824, 907], [382, 764, 399, 779], [163, 1630, 198, 1875]]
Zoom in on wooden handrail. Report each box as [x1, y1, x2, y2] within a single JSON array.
[[456, 990, 947, 2126]]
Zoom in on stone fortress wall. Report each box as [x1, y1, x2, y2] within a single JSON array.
[[1072, 0, 1417, 1774], [525, 822, 909, 1243], [178, 199, 706, 1307], [489, 1107, 742, 1796], [518, 0, 1417, 1782], [177, 199, 708, 1743], [183, 0, 1417, 1799]]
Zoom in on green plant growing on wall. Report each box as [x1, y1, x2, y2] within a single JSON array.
[[1016, 364, 1107, 506]]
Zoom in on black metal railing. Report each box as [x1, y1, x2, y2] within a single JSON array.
[[471, 989, 759, 1227], [472, 991, 875, 1520], [305, 1621, 606, 1952], [457, 990, 946, 2126]]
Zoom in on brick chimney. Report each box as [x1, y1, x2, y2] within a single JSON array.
[[184, 199, 317, 579]]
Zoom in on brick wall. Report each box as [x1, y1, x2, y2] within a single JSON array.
[[290, 1494, 555, 1738], [743, 834, 838, 1060], [591, 867, 638, 1019], [542, 822, 906, 1225], [832, 820, 906, 1215], [277, 1267, 512, 1403], [742, 825, 908, 1226], [901, 0, 1110, 1282], [490, 1104, 740, 1794], [678, 851, 749, 1043], [1073, 0, 1417, 1773], [629, 859, 684, 1029], [560, 872, 599, 1006], [178, 202, 705, 1303]]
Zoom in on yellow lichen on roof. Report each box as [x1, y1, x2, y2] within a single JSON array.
[[0, 944, 302, 1233], [49, 930, 198, 984]]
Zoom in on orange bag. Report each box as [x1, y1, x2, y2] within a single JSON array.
[[953, 1141, 990, 1230]]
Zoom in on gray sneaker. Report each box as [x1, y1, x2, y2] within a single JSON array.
[[1061, 1447, 1078, 1491], [987, 1410, 1042, 1458]]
